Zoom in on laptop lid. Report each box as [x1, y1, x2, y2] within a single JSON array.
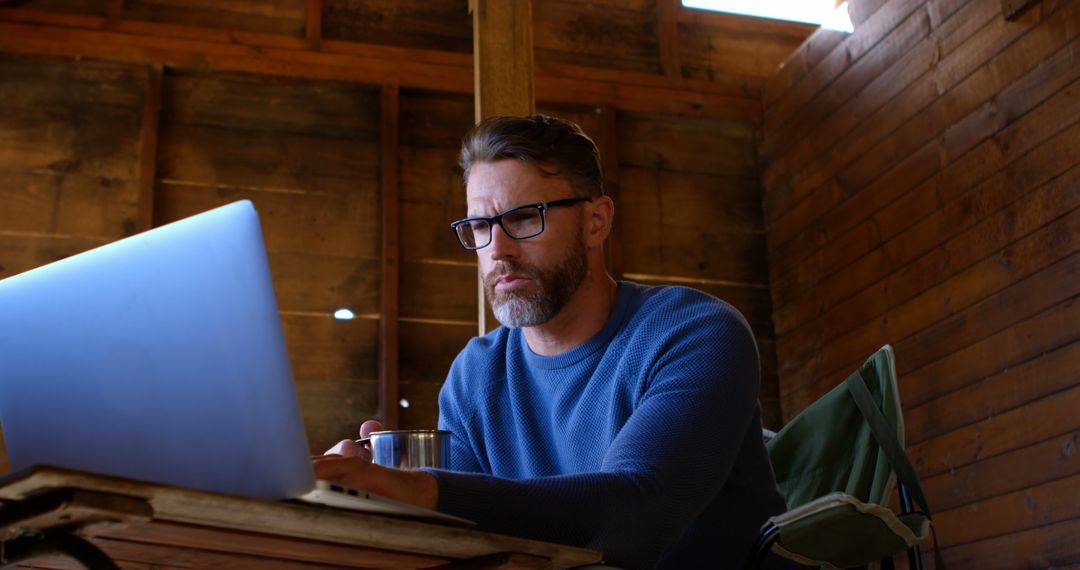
[[0, 200, 315, 500]]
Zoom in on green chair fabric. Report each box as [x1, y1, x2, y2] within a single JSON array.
[[758, 345, 936, 569]]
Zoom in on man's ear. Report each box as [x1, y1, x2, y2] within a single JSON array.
[[584, 196, 615, 249]]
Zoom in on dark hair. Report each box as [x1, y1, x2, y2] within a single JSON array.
[[459, 114, 604, 198]]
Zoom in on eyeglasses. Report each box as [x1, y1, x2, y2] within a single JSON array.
[[450, 197, 592, 250]]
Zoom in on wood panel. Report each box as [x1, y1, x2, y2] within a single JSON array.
[[322, 0, 472, 53], [152, 69, 384, 449], [124, 0, 307, 37], [533, 0, 659, 74], [761, 0, 1080, 563]]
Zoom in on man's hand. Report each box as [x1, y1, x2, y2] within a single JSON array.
[[313, 455, 439, 511], [323, 419, 384, 459]]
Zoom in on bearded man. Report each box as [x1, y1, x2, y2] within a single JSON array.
[[316, 115, 791, 569]]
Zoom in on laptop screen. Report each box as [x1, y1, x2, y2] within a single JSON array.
[[0, 201, 315, 499]]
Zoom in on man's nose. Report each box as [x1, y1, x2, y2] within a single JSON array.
[[486, 223, 519, 260]]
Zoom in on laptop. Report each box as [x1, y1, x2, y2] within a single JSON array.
[[0, 200, 468, 525]]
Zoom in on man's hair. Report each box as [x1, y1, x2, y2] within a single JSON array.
[[459, 114, 604, 198]]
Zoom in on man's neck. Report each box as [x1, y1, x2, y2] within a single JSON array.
[[522, 270, 619, 357]]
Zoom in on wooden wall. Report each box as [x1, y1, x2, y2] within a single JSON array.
[[759, 0, 1080, 566], [0, 0, 813, 470]]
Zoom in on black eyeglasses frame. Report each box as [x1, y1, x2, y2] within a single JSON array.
[[450, 197, 592, 250]]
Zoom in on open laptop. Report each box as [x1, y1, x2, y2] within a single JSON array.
[[0, 200, 468, 525]]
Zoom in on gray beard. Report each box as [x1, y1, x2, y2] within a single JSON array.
[[485, 237, 587, 328]]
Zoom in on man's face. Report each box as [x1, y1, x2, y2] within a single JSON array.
[[465, 159, 588, 328]]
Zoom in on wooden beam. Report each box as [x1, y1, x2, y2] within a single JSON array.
[[136, 64, 162, 233], [305, 0, 321, 48], [0, 10, 760, 120], [471, 0, 535, 120], [471, 0, 536, 335], [379, 84, 400, 429], [657, 0, 682, 81]]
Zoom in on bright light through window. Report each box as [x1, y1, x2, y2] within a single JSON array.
[[683, 0, 854, 33], [333, 308, 355, 320]]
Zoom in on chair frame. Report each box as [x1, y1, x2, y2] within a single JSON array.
[[746, 481, 924, 570]]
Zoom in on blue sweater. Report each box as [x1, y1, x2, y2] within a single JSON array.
[[431, 282, 787, 569]]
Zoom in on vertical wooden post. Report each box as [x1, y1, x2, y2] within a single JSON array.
[[306, 0, 322, 48], [379, 84, 400, 429], [136, 64, 162, 233], [471, 0, 535, 335], [597, 104, 623, 280], [657, 0, 682, 81]]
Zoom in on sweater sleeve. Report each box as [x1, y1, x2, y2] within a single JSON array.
[[429, 303, 763, 569]]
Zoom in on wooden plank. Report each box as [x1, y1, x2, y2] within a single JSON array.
[[398, 379, 445, 431], [763, 28, 847, 107], [305, 0, 321, 46], [0, 103, 141, 180], [616, 111, 756, 176], [783, 248, 1080, 416], [400, 261, 477, 323], [0, 14, 757, 120], [621, 275, 774, 335], [0, 170, 138, 239], [904, 339, 1080, 449], [761, 3, 933, 163], [656, 0, 680, 79], [0, 233, 109, 281], [123, 0, 307, 37], [762, 0, 925, 141], [910, 383, 1080, 482], [0, 52, 144, 109], [9, 0, 105, 16], [779, 152, 1080, 372], [0, 468, 603, 568], [939, 516, 1080, 569], [156, 124, 379, 193], [296, 378, 378, 454], [773, 68, 1080, 332], [155, 182, 380, 259], [677, 19, 808, 82], [105, 0, 123, 19], [902, 295, 1080, 411], [763, 0, 1061, 228], [322, 0, 472, 53], [533, 0, 658, 74], [267, 252, 379, 315], [473, 0, 535, 119], [379, 83, 400, 429], [399, 89, 474, 148], [793, 210, 1080, 409], [932, 473, 1080, 548], [923, 428, 1080, 513], [399, 321, 474, 382], [775, 125, 1080, 378], [136, 64, 162, 231], [162, 70, 381, 138], [281, 313, 378, 381]]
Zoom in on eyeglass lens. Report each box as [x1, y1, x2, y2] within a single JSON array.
[[456, 206, 544, 248]]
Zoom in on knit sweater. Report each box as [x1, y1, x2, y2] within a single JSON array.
[[430, 281, 787, 569]]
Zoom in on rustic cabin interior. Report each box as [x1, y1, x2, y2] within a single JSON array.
[[0, 0, 1076, 567]]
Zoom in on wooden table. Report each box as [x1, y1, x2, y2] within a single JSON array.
[[0, 467, 602, 569]]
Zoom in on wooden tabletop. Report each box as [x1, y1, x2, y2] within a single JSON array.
[[0, 466, 602, 569]]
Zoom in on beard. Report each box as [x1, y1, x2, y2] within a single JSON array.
[[483, 235, 588, 328]]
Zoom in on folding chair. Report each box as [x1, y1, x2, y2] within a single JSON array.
[[747, 345, 941, 569]]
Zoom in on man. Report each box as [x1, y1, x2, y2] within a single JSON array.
[[316, 115, 789, 569]]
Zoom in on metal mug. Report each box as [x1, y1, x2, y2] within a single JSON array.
[[355, 429, 451, 469]]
